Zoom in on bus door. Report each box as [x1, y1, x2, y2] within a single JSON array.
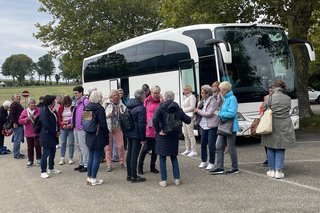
[[120, 78, 129, 101], [109, 79, 119, 91], [198, 55, 218, 88], [178, 59, 197, 105]]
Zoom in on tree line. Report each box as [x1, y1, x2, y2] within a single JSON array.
[[1, 0, 319, 117]]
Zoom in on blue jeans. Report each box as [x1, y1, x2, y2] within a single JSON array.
[[200, 127, 217, 164], [159, 155, 180, 181], [267, 148, 285, 170], [12, 126, 24, 157], [60, 129, 75, 159], [87, 149, 103, 179], [41, 147, 56, 173]]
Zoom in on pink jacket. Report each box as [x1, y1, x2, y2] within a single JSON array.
[[18, 107, 40, 137], [144, 95, 161, 138]]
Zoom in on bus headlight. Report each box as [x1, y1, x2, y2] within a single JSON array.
[[291, 106, 299, 116]]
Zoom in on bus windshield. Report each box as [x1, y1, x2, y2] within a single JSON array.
[[215, 26, 296, 103]]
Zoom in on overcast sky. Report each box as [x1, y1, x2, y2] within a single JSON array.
[[0, 0, 54, 79]]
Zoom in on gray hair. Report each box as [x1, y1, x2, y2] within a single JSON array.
[[151, 85, 161, 93], [134, 89, 145, 102], [89, 91, 101, 103], [201, 85, 213, 96], [27, 98, 36, 105], [164, 91, 175, 101], [2, 100, 12, 108]]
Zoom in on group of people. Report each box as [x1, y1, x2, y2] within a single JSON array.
[[0, 78, 295, 187]]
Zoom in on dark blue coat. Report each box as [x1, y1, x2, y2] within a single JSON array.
[[153, 100, 191, 156], [39, 106, 59, 148], [125, 98, 146, 141], [85, 103, 109, 150]]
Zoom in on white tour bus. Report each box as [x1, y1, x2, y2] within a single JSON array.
[[82, 23, 315, 136]]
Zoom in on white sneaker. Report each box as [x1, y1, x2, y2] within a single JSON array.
[[56, 145, 61, 149], [59, 158, 65, 165], [69, 159, 74, 165], [275, 170, 285, 179], [41, 172, 50, 179], [198, 162, 208, 168], [181, 150, 191, 156], [174, 179, 180, 186], [91, 178, 104, 186], [187, 151, 198, 157], [159, 181, 167, 187], [266, 170, 275, 178], [48, 169, 61, 174], [206, 163, 215, 170]]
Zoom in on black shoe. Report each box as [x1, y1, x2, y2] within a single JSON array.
[[19, 153, 25, 157], [210, 168, 224, 175], [150, 167, 159, 174], [79, 167, 87, 173], [226, 168, 239, 175], [138, 167, 144, 175], [262, 160, 268, 167], [131, 176, 146, 183], [74, 165, 84, 171], [127, 176, 131, 181], [14, 154, 25, 159]]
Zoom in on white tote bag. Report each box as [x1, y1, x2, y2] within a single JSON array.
[[256, 108, 272, 135]]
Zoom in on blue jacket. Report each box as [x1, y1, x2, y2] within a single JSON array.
[[125, 98, 146, 141], [218, 90, 240, 133], [84, 103, 109, 150], [39, 106, 59, 148], [153, 100, 191, 156]]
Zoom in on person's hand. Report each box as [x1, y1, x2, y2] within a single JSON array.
[[194, 108, 199, 113], [13, 123, 18, 128], [214, 110, 219, 115], [159, 130, 166, 136], [56, 132, 61, 137]]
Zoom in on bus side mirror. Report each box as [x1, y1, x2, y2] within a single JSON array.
[[205, 39, 232, 64], [288, 38, 316, 61]]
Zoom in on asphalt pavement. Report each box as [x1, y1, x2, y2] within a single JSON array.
[[0, 105, 319, 213]]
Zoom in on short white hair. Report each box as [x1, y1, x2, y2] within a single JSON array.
[[219, 81, 232, 92], [164, 91, 175, 101], [151, 85, 161, 93], [3, 100, 11, 108], [89, 91, 100, 103]]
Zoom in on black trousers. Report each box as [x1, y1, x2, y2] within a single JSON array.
[[126, 138, 142, 178], [138, 137, 157, 169], [41, 147, 56, 173]]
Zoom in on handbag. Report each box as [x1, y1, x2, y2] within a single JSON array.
[[217, 119, 233, 136], [4, 119, 13, 130], [256, 95, 273, 135], [243, 118, 261, 138]]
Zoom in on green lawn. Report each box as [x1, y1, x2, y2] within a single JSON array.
[[0, 85, 76, 106]]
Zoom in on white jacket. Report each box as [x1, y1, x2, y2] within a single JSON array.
[[182, 93, 196, 117]]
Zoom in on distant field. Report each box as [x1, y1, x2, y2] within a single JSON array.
[[0, 85, 76, 106]]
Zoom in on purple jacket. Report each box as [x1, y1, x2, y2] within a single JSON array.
[[72, 96, 89, 130]]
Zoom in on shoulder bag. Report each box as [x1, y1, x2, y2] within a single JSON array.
[[217, 118, 233, 136], [256, 95, 273, 135]]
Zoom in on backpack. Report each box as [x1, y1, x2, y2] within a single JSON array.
[[33, 116, 42, 134], [82, 108, 98, 133], [119, 109, 134, 132], [163, 111, 182, 134]]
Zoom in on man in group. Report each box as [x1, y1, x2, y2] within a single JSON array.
[[142, 84, 151, 98], [72, 86, 90, 173], [9, 93, 25, 159]]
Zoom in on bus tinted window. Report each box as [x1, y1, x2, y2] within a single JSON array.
[[183, 29, 214, 56]]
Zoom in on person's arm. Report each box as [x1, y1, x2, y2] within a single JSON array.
[[197, 98, 218, 118], [40, 109, 56, 136], [183, 95, 196, 113], [18, 110, 29, 125], [153, 108, 161, 133], [138, 106, 146, 142], [218, 98, 238, 120], [180, 109, 191, 125]]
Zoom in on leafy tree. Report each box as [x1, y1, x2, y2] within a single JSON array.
[[34, 0, 162, 77], [1, 54, 34, 86], [36, 54, 55, 85], [55, 73, 61, 85], [59, 55, 81, 83]]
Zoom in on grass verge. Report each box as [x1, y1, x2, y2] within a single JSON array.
[[300, 114, 320, 133]]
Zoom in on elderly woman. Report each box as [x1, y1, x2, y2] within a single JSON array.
[[57, 95, 75, 165], [18, 99, 41, 167], [102, 89, 126, 172], [138, 85, 162, 175], [194, 84, 221, 170], [181, 85, 197, 157], [39, 95, 61, 179], [210, 81, 240, 175], [153, 91, 191, 187], [84, 91, 109, 186], [125, 89, 147, 183], [261, 80, 295, 179]]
